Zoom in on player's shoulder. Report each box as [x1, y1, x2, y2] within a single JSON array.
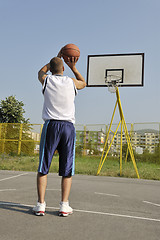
[[64, 75, 72, 80], [62, 75, 74, 84]]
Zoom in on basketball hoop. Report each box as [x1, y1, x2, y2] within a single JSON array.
[[105, 75, 122, 93]]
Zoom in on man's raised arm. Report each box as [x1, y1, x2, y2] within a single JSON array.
[[38, 63, 50, 85], [65, 57, 86, 90]]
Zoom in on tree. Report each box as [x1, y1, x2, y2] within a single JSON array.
[[0, 95, 29, 123], [0, 96, 34, 155]]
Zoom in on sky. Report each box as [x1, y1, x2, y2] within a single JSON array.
[[0, 0, 160, 125]]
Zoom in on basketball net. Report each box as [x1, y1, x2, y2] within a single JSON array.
[[105, 75, 122, 93]]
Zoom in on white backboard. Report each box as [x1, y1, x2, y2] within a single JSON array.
[[87, 53, 144, 87]]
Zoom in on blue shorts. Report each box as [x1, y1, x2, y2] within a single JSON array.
[[38, 120, 76, 176]]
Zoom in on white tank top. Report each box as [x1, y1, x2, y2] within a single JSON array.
[[42, 75, 77, 123]]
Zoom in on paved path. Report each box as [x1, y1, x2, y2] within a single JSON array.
[[0, 170, 160, 240]]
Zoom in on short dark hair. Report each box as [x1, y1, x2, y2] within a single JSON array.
[[50, 57, 63, 74]]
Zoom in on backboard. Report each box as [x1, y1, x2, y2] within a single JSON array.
[[87, 53, 144, 87]]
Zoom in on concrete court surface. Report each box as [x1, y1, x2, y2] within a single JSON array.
[[0, 170, 160, 240]]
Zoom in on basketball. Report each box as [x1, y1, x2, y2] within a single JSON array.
[[62, 43, 80, 62]]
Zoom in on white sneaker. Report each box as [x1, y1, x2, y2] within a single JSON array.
[[32, 201, 46, 216], [59, 201, 73, 217]]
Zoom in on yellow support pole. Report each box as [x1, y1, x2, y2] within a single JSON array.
[[18, 123, 23, 155], [122, 120, 140, 178], [97, 100, 118, 174], [120, 120, 123, 176], [97, 120, 121, 175], [2, 123, 7, 154], [97, 87, 140, 179], [101, 101, 118, 161], [116, 88, 140, 179], [40, 124, 43, 136], [125, 123, 133, 163]]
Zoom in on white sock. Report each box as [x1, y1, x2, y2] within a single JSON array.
[[60, 201, 69, 205]]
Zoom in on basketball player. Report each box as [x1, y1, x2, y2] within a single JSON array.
[[33, 49, 86, 216]]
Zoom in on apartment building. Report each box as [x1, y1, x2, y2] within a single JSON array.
[[113, 131, 159, 154], [140, 132, 159, 153], [29, 128, 159, 155]]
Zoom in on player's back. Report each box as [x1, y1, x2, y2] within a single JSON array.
[[42, 75, 77, 123]]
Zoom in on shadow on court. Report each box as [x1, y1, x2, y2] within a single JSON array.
[[0, 201, 59, 216], [0, 201, 33, 214]]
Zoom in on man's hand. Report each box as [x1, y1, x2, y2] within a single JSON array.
[[64, 57, 86, 90], [64, 57, 79, 70]]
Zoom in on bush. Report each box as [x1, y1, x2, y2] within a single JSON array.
[[135, 149, 160, 164], [75, 145, 83, 156]]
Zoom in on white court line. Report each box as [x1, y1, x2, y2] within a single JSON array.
[[95, 192, 120, 197], [0, 173, 28, 182], [0, 202, 160, 223], [73, 209, 160, 223], [0, 189, 16, 192], [143, 201, 160, 207]]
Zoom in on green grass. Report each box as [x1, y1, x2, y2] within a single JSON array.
[[75, 156, 160, 180], [0, 154, 160, 180]]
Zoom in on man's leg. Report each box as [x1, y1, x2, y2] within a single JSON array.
[[59, 176, 73, 216], [58, 122, 75, 216], [32, 172, 47, 216], [61, 176, 72, 202], [37, 172, 47, 203]]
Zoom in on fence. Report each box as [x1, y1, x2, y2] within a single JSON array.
[[0, 123, 42, 155], [0, 122, 159, 156]]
